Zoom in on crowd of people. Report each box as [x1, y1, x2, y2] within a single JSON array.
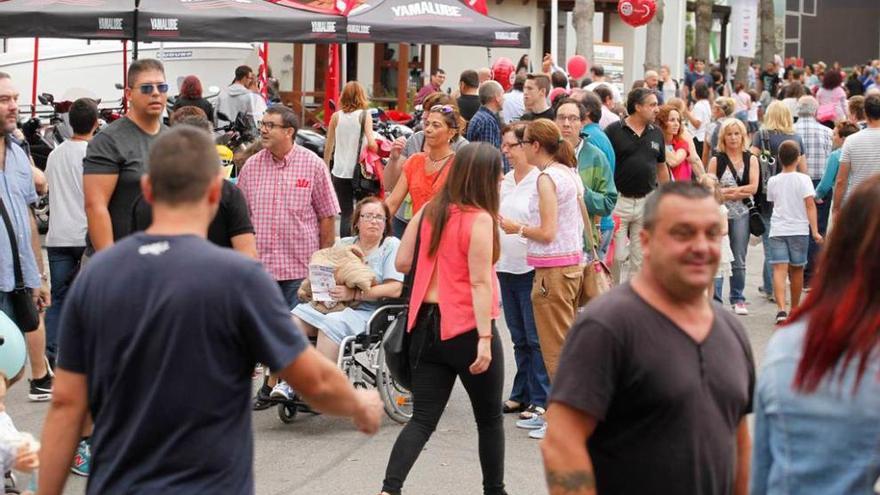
[[0, 50, 876, 495]]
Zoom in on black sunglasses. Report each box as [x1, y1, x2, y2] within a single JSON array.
[[138, 83, 169, 95]]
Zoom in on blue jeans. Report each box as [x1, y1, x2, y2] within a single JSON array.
[[727, 214, 750, 304], [761, 212, 773, 295], [597, 228, 613, 262], [45, 246, 85, 360], [497, 271, 549, 408], [277, 279, 304, 311], [805, 178, 829, 285]]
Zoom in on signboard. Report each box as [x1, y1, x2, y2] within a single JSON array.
[[730, 0, 758, 58], [593, 43, 625, 97]]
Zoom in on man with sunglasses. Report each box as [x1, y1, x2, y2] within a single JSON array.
[[84, 59, 168, 252]]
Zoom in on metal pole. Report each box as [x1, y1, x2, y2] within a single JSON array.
[[550, 0, 558, 66], [133, 0, 140, 60], [31, 38, 38, 117]]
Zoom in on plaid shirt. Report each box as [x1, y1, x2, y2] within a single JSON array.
[[237, 145, 339, 281], [465, 106, 502, 149], [793, 116, 833, 180]]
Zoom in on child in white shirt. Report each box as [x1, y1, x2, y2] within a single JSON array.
[[766, 140, 823, 324]]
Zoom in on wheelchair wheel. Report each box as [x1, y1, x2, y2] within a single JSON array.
[[376, 345, 413, 424], [278, 403, 297, 424]]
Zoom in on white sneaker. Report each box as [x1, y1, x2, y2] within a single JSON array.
[[270, 382, 292, 400], [733, 303, 749, 316], [516, 415, 545, 430], [528, 423, 547, 439]]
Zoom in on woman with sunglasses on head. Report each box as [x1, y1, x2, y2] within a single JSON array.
[[385, 104, 461, 220], [380, 143, 507, 495], [498, 119, 583, 440], [497, 122, 550, 421]]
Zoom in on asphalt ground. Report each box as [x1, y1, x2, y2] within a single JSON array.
[[10, 243, 779, 494]]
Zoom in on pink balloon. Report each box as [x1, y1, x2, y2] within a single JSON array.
[[567, 55, 589, 79]]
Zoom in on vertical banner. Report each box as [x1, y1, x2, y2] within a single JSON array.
[[324, 44, 340, 126], [256, 42, 269, 99], [730, 0, 758, 58]]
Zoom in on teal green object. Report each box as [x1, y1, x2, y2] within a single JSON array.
[[0, 312, 27, 381]]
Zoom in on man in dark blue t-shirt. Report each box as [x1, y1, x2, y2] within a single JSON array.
[[39, 126, 383, 495]]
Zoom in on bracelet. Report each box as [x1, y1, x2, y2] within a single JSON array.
[[517, 225, 526, 238]]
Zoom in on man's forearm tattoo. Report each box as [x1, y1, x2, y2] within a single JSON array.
[[546, 470, 596, 492]]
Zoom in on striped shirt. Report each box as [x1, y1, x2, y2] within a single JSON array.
[[237, 145, 340, 281], [839, 127, 880, 201], [793, 117, 833, 180]]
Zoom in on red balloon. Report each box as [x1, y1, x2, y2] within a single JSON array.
[[492, 57, 516, 92], [618, 0, 657, 28], [566, 55, 589, 79]]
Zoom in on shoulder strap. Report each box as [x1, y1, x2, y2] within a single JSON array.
[[355, 110, 367, 165], [402, 215, 424, 299], [0, 195, 25, 289], [759, 129, 770, 154], [742, 151, 752, 184], [715, 152, 729, 182]]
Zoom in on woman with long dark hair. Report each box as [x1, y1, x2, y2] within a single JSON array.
[[751, 175, 880, 494], [816, 69, 847, 126], [380, 143, 506, 495]]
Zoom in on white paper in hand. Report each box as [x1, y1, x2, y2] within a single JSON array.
[[309, 265, 337, 306]]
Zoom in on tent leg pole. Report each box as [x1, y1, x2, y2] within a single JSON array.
[[31, 38, 38, 118]]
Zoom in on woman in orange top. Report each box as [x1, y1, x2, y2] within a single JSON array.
[[380, 143, 506, 495], [385, 105, 460, 217]]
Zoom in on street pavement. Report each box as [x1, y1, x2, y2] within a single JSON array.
[[10, 244, 779, 494]]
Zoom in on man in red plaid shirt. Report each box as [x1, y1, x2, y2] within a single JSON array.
[[237, 105, 339, 307]]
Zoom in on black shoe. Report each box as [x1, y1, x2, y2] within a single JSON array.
[[29, 373, 53, 402], [252, 385, 273, 411], [775, 311, 788, 324]]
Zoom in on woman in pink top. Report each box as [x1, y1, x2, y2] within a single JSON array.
[[380, 143, 506, 495], [499, 119, 583, 439], [816, 70, 847, 126]]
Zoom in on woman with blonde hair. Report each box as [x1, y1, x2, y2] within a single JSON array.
[[325, 81, 378, 236], [708, 118, 759, 315], [749, 100, 806, 301], [498, 119, 582, 440]]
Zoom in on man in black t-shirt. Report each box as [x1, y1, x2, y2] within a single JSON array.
[[456, 69, 481, 122], [83, 59, 168, 252], [605, 87, 668, 283], [39, 127, 382, 495], [542, 182, 755, 495], [521, 73, 555, 121], [131, 108, 257, 258]]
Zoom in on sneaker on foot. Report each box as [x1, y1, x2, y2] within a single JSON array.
[[733, 303, 749, 316], [775, 311, 788, 324], [70, 439, 90, 477], [28, 373, 52, 402], [252, 384, 274, 411], [528, 423, 547, 440], [516, 414, 545, 430], [270, 382, 292, 400], [518, 405, 546, 420]]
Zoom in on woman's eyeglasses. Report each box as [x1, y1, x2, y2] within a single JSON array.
[[138, 83, 169, 95], [360, 213, 386, 223]]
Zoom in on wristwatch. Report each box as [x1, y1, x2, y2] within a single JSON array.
[[40, 272, 49, 282]]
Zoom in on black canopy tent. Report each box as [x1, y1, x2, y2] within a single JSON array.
[[0, 0, 135, 39], [136, 0, 346, 43], [345, 0, 530, 48]]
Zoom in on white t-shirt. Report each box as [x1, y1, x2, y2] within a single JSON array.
[[766, 171, 816, 237], [501, 90, 525, 124], [748, 101, 759, 122], [690, 99, 712, 141], [839, 127, 880, 202], [45, 140, 88, 247], [497, 168, 539, 274]]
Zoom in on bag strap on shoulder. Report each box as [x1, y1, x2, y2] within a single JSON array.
[[0, 195, 25, 289], [354, 110, 367, 166]]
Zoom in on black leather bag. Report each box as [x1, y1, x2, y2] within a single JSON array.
[[382, 217, 423, 390], [351, 111, 381, 200], [0, 195, 40, 333]]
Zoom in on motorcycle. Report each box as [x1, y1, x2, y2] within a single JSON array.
[[369, 107, 414, 142], [20, 93, 73, 171]]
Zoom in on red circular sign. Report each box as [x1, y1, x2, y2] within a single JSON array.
[[618, 0, 657, 28]]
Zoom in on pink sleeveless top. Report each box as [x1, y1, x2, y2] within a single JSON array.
[[407, 205, 501, 340]]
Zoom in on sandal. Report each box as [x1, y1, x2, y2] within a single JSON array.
[[519, 405, 546, 420], [502, 400, 526, 414]]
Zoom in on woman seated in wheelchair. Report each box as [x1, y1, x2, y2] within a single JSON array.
[[292, 197, 404, 363]]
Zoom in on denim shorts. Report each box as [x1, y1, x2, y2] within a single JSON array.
[[768, 235, 809, 266]]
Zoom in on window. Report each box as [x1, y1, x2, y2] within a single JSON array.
[[802, 0, 816, 16], [785, 14, 800, 39]]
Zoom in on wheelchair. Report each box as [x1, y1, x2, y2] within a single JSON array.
[[273, 300, 413, 425]]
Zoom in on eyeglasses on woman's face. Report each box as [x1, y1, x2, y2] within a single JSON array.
[[359, 213, 386, 223]]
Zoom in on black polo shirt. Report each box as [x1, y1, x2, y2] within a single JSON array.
[[521, 106, 556, 121], [605, 119, 665, 198]]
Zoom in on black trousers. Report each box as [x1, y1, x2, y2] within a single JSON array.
[[332, 175, 355, 238], [382, 304, 507, 495]]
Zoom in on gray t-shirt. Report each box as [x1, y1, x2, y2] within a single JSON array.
[[83, 117, 165, 242], [46, 140, 88, 247], [551, 283, 755, 495]]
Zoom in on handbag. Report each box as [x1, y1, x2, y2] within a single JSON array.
[[816, 102, 836, 122], [755, 130, 776, 205], [382, 216, 424, 390], [570, 173, 612, 307], [351, 111, 381, 200], [0, 195, 40, 333]]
